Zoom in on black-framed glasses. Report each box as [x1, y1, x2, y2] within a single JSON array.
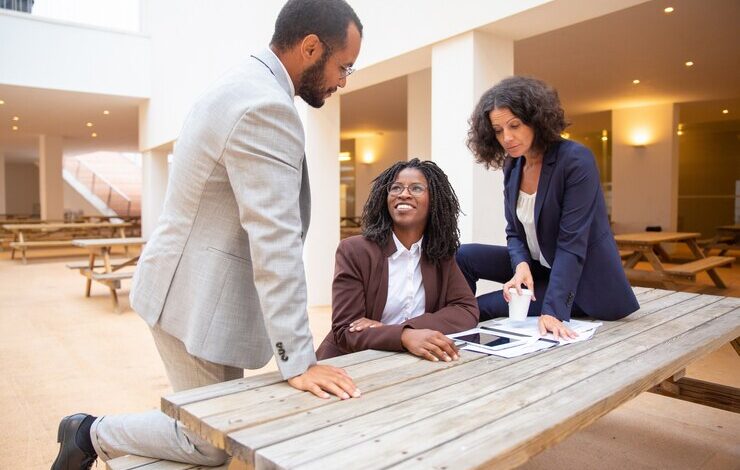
[[318, 37, 355, 78], [388, 183, 427, 196]]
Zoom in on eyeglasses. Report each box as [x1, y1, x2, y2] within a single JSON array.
[[388, 183, 427, 196], [318, 37, 355, 78]]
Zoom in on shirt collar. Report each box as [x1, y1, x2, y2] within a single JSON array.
[[267, 47, 295, 96], [390, 232, 423, 260]]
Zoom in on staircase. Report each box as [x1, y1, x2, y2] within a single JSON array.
[[63, 152, 141, 217]]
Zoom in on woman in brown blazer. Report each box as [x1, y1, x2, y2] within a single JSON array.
[[316, 158, 479, 362]]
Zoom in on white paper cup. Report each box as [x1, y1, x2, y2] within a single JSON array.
[[508, 288, 533, 321]]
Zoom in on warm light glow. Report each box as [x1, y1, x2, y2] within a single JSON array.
[[677, 130, 684, 136], [12, 116, 19, 121], [103, 110, 110, 115], [632, 79, 640, 84], [685, 61, 694, 67], [362, 150, 375, 164], [630, 129, 650, 146], [86, 122, 93, 127], [12, 125, 18, 131], [338, 151, 351, 162], [677, 123, 684, 136], [91, 132, 97, 138], [664, 7, 674, 13], [560, 132, 570, 139], [722, 109, 729, 114], [601, 129, 608, 142], [0, 99, 5, 105]]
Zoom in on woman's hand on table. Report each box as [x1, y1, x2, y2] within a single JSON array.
[[401, 328, 459, 362], [503, 262, 536, 302], [538, 314, 578, 340], [349, 318, 383, 332], [288, 364, 361, 400]]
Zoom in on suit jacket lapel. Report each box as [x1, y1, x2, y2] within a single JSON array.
[[371, 236, 397, 321], [534, 142, 560, 227], [508, 158, 526, 239], [420, 255, 436, 313]]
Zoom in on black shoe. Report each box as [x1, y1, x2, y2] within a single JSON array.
[[50, 413, 97, 470]]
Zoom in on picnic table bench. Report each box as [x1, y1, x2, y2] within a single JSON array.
[[701, 224, 740, 256], [72, 237, 145, 312], [4, 222, 132, 264], [104, 287, 739, 470], [615, 232, 734, 289]]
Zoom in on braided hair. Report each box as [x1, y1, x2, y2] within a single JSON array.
[[361, 158, 461, 264]]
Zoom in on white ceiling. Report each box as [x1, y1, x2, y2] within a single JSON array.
[[341, 0, 740, 136], [0, 84, 141, 162]]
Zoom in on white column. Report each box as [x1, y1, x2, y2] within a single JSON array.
[[38, 135, 64, 220], [141, 149, 169, 239], [407, 68, 431, 161], [431, 31, 513, 245], [612, 104, 679, 233], [0, 153, 6, 214], [297, 97, 340, 307]]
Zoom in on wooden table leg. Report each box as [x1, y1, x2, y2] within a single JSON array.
[[654, 243, 672, 263], [85, 252, 96, 297], [731, 337, 740, 356], [624, 251, 643, 269], [103, 247, 120, 313], [643, 249, 679, 290], [685, 238, 728, 289]]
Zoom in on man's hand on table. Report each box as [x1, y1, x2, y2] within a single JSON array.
[[288, 364, 361, 400]]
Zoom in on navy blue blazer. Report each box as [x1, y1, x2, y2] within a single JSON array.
[[503, 139, 639, 321]]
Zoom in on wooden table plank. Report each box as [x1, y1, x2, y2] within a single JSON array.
[[292, 298, 737, 470], [614, 232, 701, 244], [162, 349, 397, 420], [222, 289, 672, 459], [243, 292, 712, 467], [72, 237, 145, 248], [400, 303, 740, 470]]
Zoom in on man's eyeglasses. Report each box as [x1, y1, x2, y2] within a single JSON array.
[[318, 37, 355, 78], [388, 183, 427, 196]]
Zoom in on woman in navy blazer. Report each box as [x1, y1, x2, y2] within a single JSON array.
[[456, 76, 639, 339]]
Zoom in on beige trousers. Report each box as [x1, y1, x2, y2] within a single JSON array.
[[90, 325, 243, 465]]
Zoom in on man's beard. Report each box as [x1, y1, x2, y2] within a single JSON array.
[[298, 51, 331, 108]]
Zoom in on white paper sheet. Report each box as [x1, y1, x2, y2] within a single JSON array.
[[484, 317, 602, 345]]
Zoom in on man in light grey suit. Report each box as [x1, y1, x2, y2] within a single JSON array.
[[50, 1, 363, 468]]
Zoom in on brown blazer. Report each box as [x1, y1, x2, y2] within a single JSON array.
[[316, 235, 479, 359]]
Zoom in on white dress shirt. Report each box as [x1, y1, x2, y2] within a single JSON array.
[[516, 191, 551, 268], [380, 233, 426, 325]]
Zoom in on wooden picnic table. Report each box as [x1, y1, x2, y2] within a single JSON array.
[[704, 224, 740, 255], [72, 237, 145, 313], [615, 231, 734, 289], [155, 288, 738, 470], [3, 222, 133, 264]]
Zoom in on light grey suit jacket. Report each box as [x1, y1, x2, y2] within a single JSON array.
[[130, 49, 316, 379]]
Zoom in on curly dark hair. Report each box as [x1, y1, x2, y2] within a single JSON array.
[[361, 158, 461, 264], [467, 76, 568, 169], [270, 0, 363, 52]]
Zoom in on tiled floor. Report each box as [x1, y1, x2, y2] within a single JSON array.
[[0, 246, 738, 469]]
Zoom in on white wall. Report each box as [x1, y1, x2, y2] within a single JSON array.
[[407, 69, 431, 161], [353, 131, 408, 216], [63, 181, 102, 216], [612, 103, 679, 233], [0, 10, 150, 97]]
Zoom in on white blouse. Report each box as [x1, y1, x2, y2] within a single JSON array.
[[380, 233, 426, 325], [515, 191, 551, 268]]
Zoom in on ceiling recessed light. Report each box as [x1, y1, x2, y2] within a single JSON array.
[[685, 61, 694, 67], [0, 99, 5, 105], [103, 110, 110, 115], [91, 132, 98, 138], [12, 116, 19, 121], [664, 7, 674, 13], [632, 79, 640, 84], [722, 109, 729, 114], [12, 125, 18, 131], [86, 122, 93, 127]]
